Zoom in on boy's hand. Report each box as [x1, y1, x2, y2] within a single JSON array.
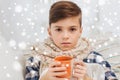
[[73, 60, 87, 80], [45, 61, 68, 80]]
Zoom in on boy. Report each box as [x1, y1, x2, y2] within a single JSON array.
[[25, 1, 117, 80]]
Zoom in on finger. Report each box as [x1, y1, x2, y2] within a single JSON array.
[[75, 65, 86, 70], [54, 77, 69, 80], [73, 72, 84, 79], [74, 60, 86, 67], [51, 66, 67, 72], [53, 71, 67, 76], [74, 68, 86, 74], [74, 65, 87, 75], [49, 61, 61, 67]]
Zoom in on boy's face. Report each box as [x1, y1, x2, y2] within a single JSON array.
[[48, 15, 82, 51]]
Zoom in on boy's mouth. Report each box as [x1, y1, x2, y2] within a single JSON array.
[[61, 42, 71, 46], [61, 42, 71, 44]]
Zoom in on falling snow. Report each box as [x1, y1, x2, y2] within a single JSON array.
[[0, 0, 120, 80], [18, 42, 27, 50], [15, 5, 23, 13], [9, 39, 16, 47], [13, 61, 22, 71]]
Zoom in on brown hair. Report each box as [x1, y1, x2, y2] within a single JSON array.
[[49, 1, 82, 26]]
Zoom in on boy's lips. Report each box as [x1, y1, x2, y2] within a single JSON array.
[[61, 42, 71, 44]]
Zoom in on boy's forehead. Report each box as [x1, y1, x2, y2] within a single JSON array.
[[51, 16, 81, 27]]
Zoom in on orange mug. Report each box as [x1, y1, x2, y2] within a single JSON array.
[[54, 56, 73, 79]]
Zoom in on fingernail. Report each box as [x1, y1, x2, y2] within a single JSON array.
[[64, 71, 67, 73], [65, 78, 68, 80], [72, 70, 75, 74], [57, 61, 61, 64], [77, 65, 80, 67], [63, 67, 67, 69]]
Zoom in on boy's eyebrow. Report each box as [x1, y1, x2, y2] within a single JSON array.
[[54, 25, 78, 28], [70, 26, 78, 27], [54, 26, 62, 28]]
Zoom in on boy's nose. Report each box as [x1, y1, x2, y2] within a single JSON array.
[[63, 31, 69, 40]]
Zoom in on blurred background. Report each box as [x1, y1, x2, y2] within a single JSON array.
[[0, 0, 120, 80]]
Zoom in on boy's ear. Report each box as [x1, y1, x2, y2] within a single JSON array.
[[47, 27, 51, 36]]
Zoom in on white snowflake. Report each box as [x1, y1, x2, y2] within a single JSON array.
[[113, 34, 117, 38], [98, 0, 106, 6], [35, 47, 39, 51], [15, 5, 23, 13], [36, 38, 40, 42], [1, 10, 4, 13], [3, 19, 6, 23], [18, 42, 27, 50], [29, 22, 35, 26], [31, 70, 36, 77], [24, 8, 28, 12], [13, 13, 16, 16], [8, 7, 12, 10], [30, 46, 34, 50], [87, 59, 90, 63], [44, 0, 49, 4], [21, 23, 23, 26], [3, 66, 7, 69], [94, 17, 98, 21], [98, 45, 102, 48], [16, 22, 20, 26], [26, 18, 32, 22], [6, 73, 11, 77], [5, 50, 9, 54], [83, 0, 90, 4], [109, 37, 114, 42], [102, 64, 106, 67], [91, 25, 95, 29], [13, 2, 16, 5], [93, 39, 96, 43], [34, 33, 38, 36], [82, 8, 89, 16], [116, 27, 119, 30], [13, 61, 22, 71], [0, 42, 2, 47], [21, 31, 26, 36], [40, 27, 44, 33], [9, 39, 16, 47], [89, 38, 93, 42], [40, 9, 45, 13], [114, 52, 118, 56], [14, 56, 18, 60], [104, 42, 108, 46], [109, 54, 113, 57], [66, 64, 69, 67], [104, 17, 108, 21], [96, 56, 104, 63], [114, 12, 118, 16]]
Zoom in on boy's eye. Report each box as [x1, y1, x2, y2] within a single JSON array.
[[70, 28, 76, 31], [56, 28, 62, 31]]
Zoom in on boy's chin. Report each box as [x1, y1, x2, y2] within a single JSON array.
[[61, 47, 73, 51]]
